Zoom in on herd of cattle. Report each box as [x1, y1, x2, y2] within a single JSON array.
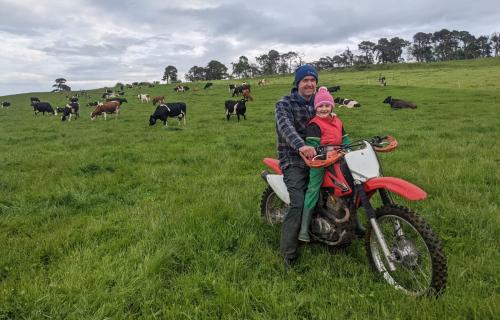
[[0, 76, 418, 128]]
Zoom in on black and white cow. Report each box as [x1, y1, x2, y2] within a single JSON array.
[[69, 96, 79, 103], [204, 82, 213, 89], [225, 99, 246, 121], [334, 97, 360, 108], [1, 101, 11, 108], [149, 102, 187, 127], [30, 97, 40, 104], [383, 96, 417, 109], [60, 102, 80, 121], [33, 102, 56, 115]]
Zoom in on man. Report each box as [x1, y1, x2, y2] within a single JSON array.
[[275, 64, 318, 266]]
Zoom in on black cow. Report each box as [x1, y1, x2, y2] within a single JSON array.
[[33, 102, 56, 115], [327, 86, 341, 93], [1, 101, 11, 108], [204, 82, 213, 89], [149, 103, 187, 127], [30, 97, 40, 104], [225, 99, 246, 121], [69, 96, 79, 103], [383, 96, 417, 109]]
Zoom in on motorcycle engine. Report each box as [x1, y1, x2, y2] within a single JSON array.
[[310, 216, 340, 243], [310, 194, 353, 245]]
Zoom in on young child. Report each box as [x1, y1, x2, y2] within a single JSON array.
[[298, 86, 350, 242]]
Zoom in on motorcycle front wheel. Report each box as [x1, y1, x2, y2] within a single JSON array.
[[260, 186, 288, 225], [365, 204, 447, 296]]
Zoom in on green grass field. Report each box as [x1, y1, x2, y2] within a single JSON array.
[[0, 58, 499, 319]]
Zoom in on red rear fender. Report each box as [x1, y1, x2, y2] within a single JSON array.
[[263, 158, 282, 174], [364, 177, 427, 201]]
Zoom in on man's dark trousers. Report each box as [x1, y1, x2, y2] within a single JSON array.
[[280, 165, 309, 260]]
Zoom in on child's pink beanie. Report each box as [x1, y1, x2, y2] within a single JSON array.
[[314, 87, 334, 110]]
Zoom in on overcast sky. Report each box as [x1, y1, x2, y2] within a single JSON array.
[[1, 0, 499, 96]]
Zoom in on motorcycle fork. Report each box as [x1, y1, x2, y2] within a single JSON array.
[[378, 189, 405, 238], [355, 182, 396, 271]]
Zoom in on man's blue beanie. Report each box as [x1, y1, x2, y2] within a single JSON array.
[[294, 64, 318, 87]]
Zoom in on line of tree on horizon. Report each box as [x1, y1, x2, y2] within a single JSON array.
[[160, 29, 500, 83]]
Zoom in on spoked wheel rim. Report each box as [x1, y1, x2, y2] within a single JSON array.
[[264, 191, 288, 225], [370, 214, 433, 296]]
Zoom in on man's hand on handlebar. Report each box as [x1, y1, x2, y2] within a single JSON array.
[[299, 145, 317, 160]]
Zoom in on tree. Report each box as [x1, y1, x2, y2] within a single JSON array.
[[205, 60, 228, 80], [375, 37, 409, 63], [279, 51, 299, 74], [410, 32, 433, 62], [256, 49, 280, 75], [185, 66, 206, 82], [476, 35, 492, 58], [432, 29, 458, 61], [162, 65, 178, 83], [52, 78, 71, 92], [231, 56, 252, 79], [491, 33, 500, 56], [358, 41, 376, 64]]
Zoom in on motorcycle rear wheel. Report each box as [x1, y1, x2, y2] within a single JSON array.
[[365, 204, 447, 296], [260, 186, 288, 225]]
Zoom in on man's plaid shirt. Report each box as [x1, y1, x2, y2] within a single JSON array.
[[275, 90, 315, 170]]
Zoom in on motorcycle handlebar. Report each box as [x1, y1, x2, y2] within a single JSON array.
[[313, 135, 398, 156]]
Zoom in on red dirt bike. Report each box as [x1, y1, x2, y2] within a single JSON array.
[[260, 136, 447, 296]]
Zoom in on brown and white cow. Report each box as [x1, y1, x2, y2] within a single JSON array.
[[90, 101, 120, 120], [152, 96, 165, 105]]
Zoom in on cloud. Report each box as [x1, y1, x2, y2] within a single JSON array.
[[1, 0, 499, 95]]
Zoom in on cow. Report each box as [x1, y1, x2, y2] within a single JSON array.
[[383, 96, 417, 109], [91, 101, 120, 120], [138, 94, 150, 103], [228, 84, 236, 94], [149, 103, 187, 127], [1, 101, 11, 108], [204, 82, 213, 89], [379, 74, 387, 86], [87, 101, 99, 107], [106, 97, 128, 105], [232, 84, 251, 97], [69, 96, 79, 103], [33, 102, 56, 115], [174, 85, 190, 92], [60, 102, 80, 121], [258, 79, 267, 86], [242, 89, 253, 101], [327, 86, 341, 93], [334, 97, 360, 108], [152, 96, 165, 105], [225, 99, 246, 121]]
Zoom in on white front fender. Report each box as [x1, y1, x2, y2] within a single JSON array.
[[266, 174, 290, 205]]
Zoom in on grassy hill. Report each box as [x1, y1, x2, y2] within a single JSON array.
[[0, 58, 499, 319]]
